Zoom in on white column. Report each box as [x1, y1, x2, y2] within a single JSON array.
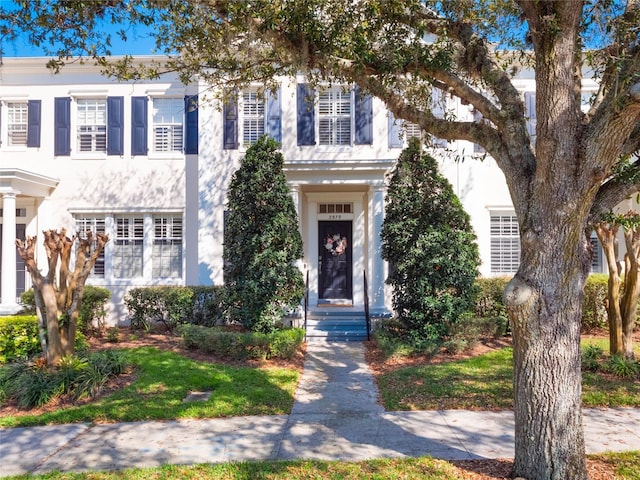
[[1, 192, 18, 308], [370, 185, 388, 314]]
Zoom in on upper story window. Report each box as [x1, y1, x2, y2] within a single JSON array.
[[242, 90, 266, 145], [223, 88, 280, 149], [1, 99, 40, 149], [7, 102, 28, 146], [297, 83, 372, 147], [77, 98, 107, 153], [152, 98, 184, 152], [318, 88, 352, 146]]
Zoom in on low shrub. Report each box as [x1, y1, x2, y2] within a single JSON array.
[[474, 275, 611, 333], [581, 344, 605, 372], [0, 315, 89, 364], [125, 286, 227, 332], [178, 324, 304, 361], [0, 350, 128, 409], [0, 316, 41, 363], [19, 286, 111, 337], [605, 355, 640, 378], [582, 274, 608, 332]]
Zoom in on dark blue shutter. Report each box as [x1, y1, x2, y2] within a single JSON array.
[[297, 83, 315, 146], [266, 88, 282, 144], [107, 96, 124, 155], [131, 96, 148, 156], [223, 90, 238, 150], [185, 95, 199, 154], [354, 86, 373, 145], [27, 100, 41, 148], [388, 111, 403, 148], [54, 97, 71, 156]]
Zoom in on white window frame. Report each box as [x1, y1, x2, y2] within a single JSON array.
[[72, 211, 185, 285], [152, 215, 183, 278], [7, 102, 28, 147], [490, 213, 521, 275], [318, 87, 352, 146], [114, 215, 145, 279], [76, 98, 107, 153], [152, 97, 184, 153], [590, 232, 604, 274], [241, 89, 266, 146], [74, 216, 106, 278]]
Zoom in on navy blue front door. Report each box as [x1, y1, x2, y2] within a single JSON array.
[[318, 221, 352, 301]]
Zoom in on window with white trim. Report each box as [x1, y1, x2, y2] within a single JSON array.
[[404, 122, 422, 141], [73, 212, 184, 281], [590, 233, 603, 273], [490, 214, 520, 274], [152, 98, 183, 152], [77, 98, 107, 152], [7, 102, 28, 146], [153, 215, 183, 278], [318, 88, 351, 146], [242, 90, 265, 145], [74, 216, 106, 278], [114, 215, 144, 278]]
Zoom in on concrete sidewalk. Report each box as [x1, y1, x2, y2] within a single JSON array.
[[2, 340, 640, 477]]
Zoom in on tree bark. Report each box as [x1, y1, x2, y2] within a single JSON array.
[[595, 223, 624, 355], [16, 230, 108, 366], [621, 225, 640, 359], [506, 222, 590, 480]]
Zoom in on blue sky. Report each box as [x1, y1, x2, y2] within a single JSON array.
[[2, 21, 158, 57]]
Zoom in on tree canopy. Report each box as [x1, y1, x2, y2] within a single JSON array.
[[2, 1, 639, 479]]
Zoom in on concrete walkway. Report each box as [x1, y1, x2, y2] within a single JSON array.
[[2, 339, 640, 477]]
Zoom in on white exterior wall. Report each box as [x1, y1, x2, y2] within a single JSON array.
[[1, 57, 632, 323]]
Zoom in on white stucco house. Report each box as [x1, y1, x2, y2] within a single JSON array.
[[0, 56, 631, 328]]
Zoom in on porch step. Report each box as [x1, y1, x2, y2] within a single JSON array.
[[304, 311, 369, 342]]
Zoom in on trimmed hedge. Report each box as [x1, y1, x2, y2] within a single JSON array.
[[125, 286, 227, 332], [0, 316, 40, 363], [473, 275, 611, 333], [179, 324, 304, 361], [0, 315, 89, 364], [20, 286, 111, 335]]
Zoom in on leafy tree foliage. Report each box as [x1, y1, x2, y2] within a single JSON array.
[[381, 140, 480, 344], [223, 136, 304, 333], [2, 1, 640, 478]]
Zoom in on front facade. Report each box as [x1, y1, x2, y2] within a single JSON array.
[[0, 57, 628, 323]]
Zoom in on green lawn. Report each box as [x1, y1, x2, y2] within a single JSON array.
[[377, 343, 640, 411], [3, 453, 638, 480], [0, 347, 299, 428]]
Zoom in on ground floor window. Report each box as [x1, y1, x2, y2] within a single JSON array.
[[490, 214, 520, 275], [72, 212, 184, 281]]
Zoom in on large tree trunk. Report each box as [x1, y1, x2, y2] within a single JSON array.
[[506, 222, 590, 480]]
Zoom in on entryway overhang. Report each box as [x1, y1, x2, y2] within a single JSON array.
[[0, 168, 59, 314]]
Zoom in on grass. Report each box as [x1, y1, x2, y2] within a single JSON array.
[[2, 453, 638, 479], [0, 347, 299, 428], [377, 341, 640, 411]]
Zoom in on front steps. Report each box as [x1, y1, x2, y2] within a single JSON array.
[[303, 310, 369, 341]]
